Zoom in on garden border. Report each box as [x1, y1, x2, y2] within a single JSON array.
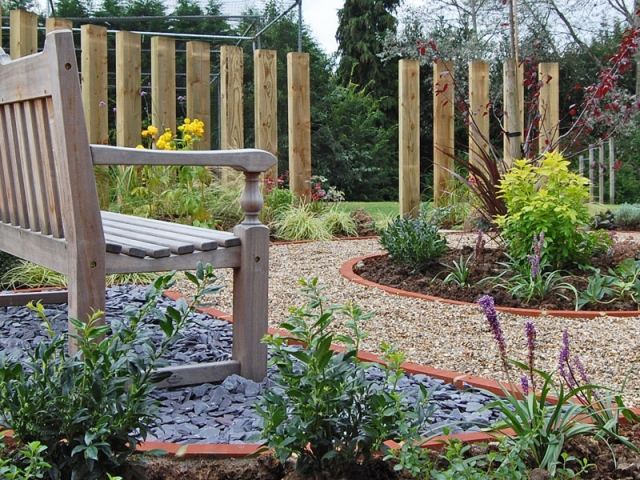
[[340, 253, 640, 319], [4, 284, 639, 460]]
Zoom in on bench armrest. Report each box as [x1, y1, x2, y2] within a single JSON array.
[[90, 145, 277, 173]]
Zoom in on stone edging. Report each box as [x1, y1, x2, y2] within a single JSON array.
[[340, 253, 640, 319]]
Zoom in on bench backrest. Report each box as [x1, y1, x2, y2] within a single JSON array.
[[0, 31, 105, 274]]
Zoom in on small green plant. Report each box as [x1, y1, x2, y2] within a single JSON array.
[[379, 208, 448, 273], [0, 439, 51, 479], [320, 206, 358, 237], [271, 203, 333, 241], [0, 263, 222, 480], [256, 278, 429, 475], [441, 254, 473, 286], [613, 203, 640, 230], [495, 152, 611, 269], [578, 258, 640, 308]]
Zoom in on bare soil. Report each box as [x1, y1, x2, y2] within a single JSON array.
[[352, 246, 640, 311]]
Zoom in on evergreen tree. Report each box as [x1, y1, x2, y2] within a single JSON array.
[[336, 0, 400, 113]]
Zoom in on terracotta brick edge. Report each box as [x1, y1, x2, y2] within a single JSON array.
[[340, 253, 640, 319]]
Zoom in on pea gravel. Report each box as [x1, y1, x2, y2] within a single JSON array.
[[174, 234, 640, 408]]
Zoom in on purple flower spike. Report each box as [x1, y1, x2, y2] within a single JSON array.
[[558, 329, 575, 388], [525, 321, 537, 391], [521, 375, 530, 395], [527, 254, 541, 279], [478, 295, 507, 360], [140, 90, 148, 96], [573, 355, 590, 383]]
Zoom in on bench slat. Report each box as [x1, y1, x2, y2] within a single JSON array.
[[101, 217, 217, 251], [103, 233, 170, 258], [101, 211, 241, 247], [102, 224, 195, 255]]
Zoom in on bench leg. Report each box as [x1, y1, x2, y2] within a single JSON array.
[[232, 223, 269, 382], [67, 257, 106, 355]]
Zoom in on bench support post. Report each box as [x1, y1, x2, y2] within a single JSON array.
[[232, 221, 269, 382]]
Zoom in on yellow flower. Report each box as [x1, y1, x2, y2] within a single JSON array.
[[184, 134, 192, 142], [136, 144, 145, 149], [157, 138, 166, 149], [141, 130, 149, 138], [184, 118, 191, 124], [147, 125, 158, 135]]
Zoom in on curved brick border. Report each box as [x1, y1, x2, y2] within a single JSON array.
[[341, 253, 640, 319]]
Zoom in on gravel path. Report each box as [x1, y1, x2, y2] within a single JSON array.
[[174, 235, 640, 408]]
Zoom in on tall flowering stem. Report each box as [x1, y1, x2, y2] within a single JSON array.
[[527, 232, 544, 280], [478, 295, 510, 380], [558, 329, 603, 408], [525, 321, 537, 392]]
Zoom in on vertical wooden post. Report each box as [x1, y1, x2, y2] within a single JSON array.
[[503, 58, 523, 165], [220, 45, 244, 181], [46, 18, 73, 33], [599, 142, 605, 204], [186, 41, 211, 150], [468, 61, 490, 171], [287, 52, 311, 202], [399, 59, 420, 218], [538, 62, 559, 153], [81, 24, 109, 209], [589, 147, 595, 203], [255, 49, 278, 181], [81, 25, 108, 144], [609, 138, 615, 204], [115, 31, 141, 147], [151, 36, 176, 135], [220, 44, 244, 149], [10, 9, 37, 59], [433, 60, 455, 207], [0, 5, 3, 51]]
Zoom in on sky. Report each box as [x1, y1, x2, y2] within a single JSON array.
[[300, 0, 342, 55]]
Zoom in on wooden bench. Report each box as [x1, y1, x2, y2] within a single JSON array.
[[0, 30, 276, 384]]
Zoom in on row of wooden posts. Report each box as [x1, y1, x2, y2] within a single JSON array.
[[399, 58, 562, 217], [2, 8, 314, 201], [6, 8, 576, 215]]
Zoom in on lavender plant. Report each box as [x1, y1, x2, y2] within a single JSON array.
[[490, 233, 579, 307], [477, 295, 633, 477], [557, 329, 640, 448]]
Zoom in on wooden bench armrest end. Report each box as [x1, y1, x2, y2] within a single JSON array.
[[90, 145, 277, 173]]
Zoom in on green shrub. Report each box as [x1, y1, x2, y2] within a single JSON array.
[[261, 187, 296, 226], [0, 439, 51, 479], [0, 264, 221, 480], [379, 209, 448, 273], [257, 278, 429, 475], [495, 152, 611, 269], [613, 203, 640, 230]]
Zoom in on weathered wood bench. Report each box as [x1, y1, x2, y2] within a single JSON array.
[[0, 30, 276, 384]]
